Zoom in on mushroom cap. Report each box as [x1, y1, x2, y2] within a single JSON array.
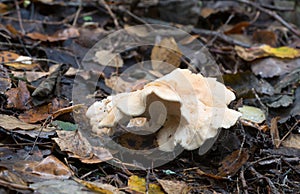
[[86, 69, 241, 152]]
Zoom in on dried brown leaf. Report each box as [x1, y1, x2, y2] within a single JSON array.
[[157, 179, 188, 194], [0, 114, 38, 130], [270, 117, 281, 148], [151, 37, 182, 74], [218, 149, 249, 177], [32, 155, 73, 179], [5, 80, 31, 110]]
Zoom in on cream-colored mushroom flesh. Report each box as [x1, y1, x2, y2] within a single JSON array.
[[86, 69, 241, 152]]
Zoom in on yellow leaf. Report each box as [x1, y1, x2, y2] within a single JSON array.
[[261, 45, 300, 58], [128, 175, 165, 194], [235, 45, 300, 61]]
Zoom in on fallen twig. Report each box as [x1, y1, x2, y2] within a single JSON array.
[[98, 0, 120, 29], [72, 0, 82, 26], [14, 0, 25, 35], [249, 166, 280, 194], [193, 28, 251, 47], [239, 168, 249, 194], [234, 0, 300, 37]]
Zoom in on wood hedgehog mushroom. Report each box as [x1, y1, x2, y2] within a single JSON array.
[[86, 69, 241, 152]]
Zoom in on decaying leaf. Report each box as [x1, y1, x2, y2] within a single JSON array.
[[11, 64, 78, 83], [73, 177, 123, 194], [29, 179, 93, 194], [265, 94, 294, 108], [93, 50, 123, 68], [53, 130, 92, 159], [0, 114, 39, 130], [157, 179, 188, 194], [0, 64, 11, 93], [26, 27, 79, 42], [282, 134, 300, 150], [252, 30, 277, 46], [19, 98, 69, 123], [32, 155, 73, 179], [53, 130, 113, 163], [105, 75, 147, 93], [11, 71, 49, 82], [251, 58, 300, 78], [223, 71, 274, 97], [5, 80, 31, 110], [151, 37, 182, 74], [224, 21, 250, 35], [238, 105, 266, 124], [0, 167, 28, 187], [127, 175, 164, 194], [86, 69, 241, 152], [217, 149, 249, 177], [235, 45, 300, 61], [32, 64, 70, 106], [274, 68, 300, 93], [0, 51, 39, 70]]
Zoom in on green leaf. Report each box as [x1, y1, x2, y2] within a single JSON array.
[[51, 120, 78, 131]]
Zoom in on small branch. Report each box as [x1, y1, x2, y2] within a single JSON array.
[[72, 0, 82, 26], [192, 28, 251, 47], [235, 0, 300, 37], [278, 119, 300, 147], [98, 0, 120, 29], [239, 168, 249, 194], [249, 166, 280, 194], [260, 4, 294, 12], [122, 8, 154, 31], [14, 0, 25, 35]]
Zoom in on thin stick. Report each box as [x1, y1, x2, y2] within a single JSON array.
[[207, 13, 235, 46], [123, 9, 154, 31], [239, 168, 249, 194], [27, 116, 52, 157], [72, 0, 82, 26], [193, 28, 251, 47], [99, 0, 120, 29], [249, 166, 280, 194], [277, 119, 300, 147], [235, 0, 300, 37], [14, 0, 25, 34]]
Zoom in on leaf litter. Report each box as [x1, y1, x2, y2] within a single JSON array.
[[0, 0, 300, 193]]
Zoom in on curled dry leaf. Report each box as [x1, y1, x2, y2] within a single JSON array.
[[32, 155, 73, 179], [86, 69, 241, 152]]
